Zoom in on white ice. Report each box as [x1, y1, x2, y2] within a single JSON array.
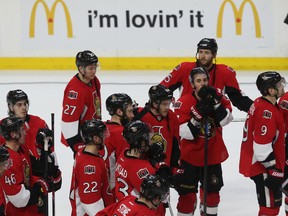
[[0, 70, 287, 216]]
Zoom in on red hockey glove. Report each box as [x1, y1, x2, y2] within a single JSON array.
[[35, 179, 49, 196], [264, 167, 284, 191]]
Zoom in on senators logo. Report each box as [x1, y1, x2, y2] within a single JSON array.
[[84, 165, 96, 175], [137, 168, 149, 179]]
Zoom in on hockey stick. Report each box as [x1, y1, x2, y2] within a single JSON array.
[[42, 132, 49, 216], [51, 113, 55, 216], [202, 120, 209, 216]]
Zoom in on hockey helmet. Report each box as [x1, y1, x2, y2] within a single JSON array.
[[80, 119, 107, 144], [148, 85, 173, 105], [197, 38, 218, 54], [189, 67, 209, 84], [0, 116, 24, 140], [0, 146, 9, 163], [140, 174, 169, 202], [256, 71, 284, 96], [75, 50, 98, 67], [123, 120, 150, 149], [6, 89, 29, 106], [106, 93, 133, 116]]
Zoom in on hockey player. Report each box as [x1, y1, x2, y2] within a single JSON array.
[[0, 116, 50, 216], [160, 38, 253, 112], [133, 85, 183, 187], [174, 67, 233, 216], [279, 90, 288, 216], [69, 119, 113, 215], [0, 146, 10, 215], [239, 71, 286, 216], [102, 93, 134, 200], [61, 50, 101, 154], [0, 89, 62, 214], [96, 174, 169, 216], [115, 120, 169, 215]]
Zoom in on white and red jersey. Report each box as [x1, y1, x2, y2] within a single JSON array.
[[0, 114, 49, 158], [0, 145, 38, 216], [239, 97, 285, 177], [61, 74, 101, 148], [115, 149, 155, 201], [160, 62, 252, 112], [96, 195, 157, 216], [70, 148, 113, 216], [135, 106, 180, 167], [160, 62, 240, 97], [279, 92, 288, 134], [174, 91, 232, 166], [99, 121, 129, 199], [102, 121, 129, 160]]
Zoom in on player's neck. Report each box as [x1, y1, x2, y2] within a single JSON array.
[[5, 141, 20, 152], [137, 197, 156, 210], [84, 145, 99, 155], [263, 95, 277, 105], [110, 116, 121, 125]]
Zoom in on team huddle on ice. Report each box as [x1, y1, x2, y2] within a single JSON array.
[[0, 38, 287, 216]]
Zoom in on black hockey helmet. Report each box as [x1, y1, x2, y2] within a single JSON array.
[[80, 119, 107, 144], [106, 93, 133, 116], [123, 120, 150, 149], [75, 50, 98, 67], [6, 89, 29, 106], [189, 67, 209, 84], [140, 174, 169, 202], [256, 71, 284, 96], [148, 85, 173, 105], [197, 38, 218, 54], [0, 146, 9, 163], [0, 116, 24, 140]]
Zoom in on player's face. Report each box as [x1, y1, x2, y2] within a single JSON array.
[[80, 64, 98, 82], [124, 104, 135, 122], [197, 49, 215, 68], [158, 99, 172, 117], [10, 100, 28, 120], [18, 125, 27, 144], [275, 78, 286, 98], [191, 74, 209, 94]]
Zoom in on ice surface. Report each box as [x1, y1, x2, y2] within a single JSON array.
[[0, 70, 287, 216]]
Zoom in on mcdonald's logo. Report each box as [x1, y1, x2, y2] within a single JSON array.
[[217, 0, 261, 38], [29, 0, 73, 38]]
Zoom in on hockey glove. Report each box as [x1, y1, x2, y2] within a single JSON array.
[[35, 179, 49, 196], [48, 169, 62, 192], [264, 167, 284, 191], [191, 99, 214, 121], [170, 167, 185, 188], [152, 161, 170, 183], [146, 142, 166, 162], [36, 128, 53, 153]]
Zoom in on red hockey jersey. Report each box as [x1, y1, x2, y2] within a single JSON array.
[[0, 145, 38, 216], [70, 148, 113, 215], [160, 62, 240, 97], [115, 149, 155, 201], [174, 92, 232, 166], [135, 107, 180, 167], [61, 74, 101, 147], [96, 195, 157, 216], [279, 92, 288, 134], [239, 97, 285, 177]]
